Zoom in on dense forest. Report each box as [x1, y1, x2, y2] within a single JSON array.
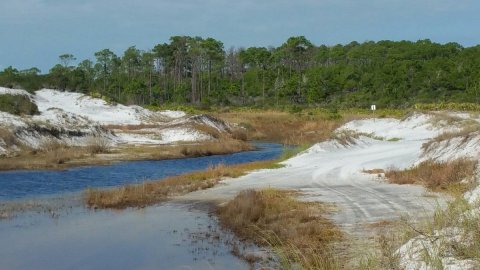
[[1, 36, 480, 108]]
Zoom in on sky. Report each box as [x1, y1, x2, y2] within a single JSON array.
[[0, 0, 479, 72]]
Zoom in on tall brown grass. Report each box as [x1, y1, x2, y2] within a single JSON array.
[[0, 127, 16, 148], [0, 137, 112, 170], [84, 160, 283, 209], [179, 139, 253, 156], [215, 111, 343, 145], [213, 110, 383, 145], [192, 124, 222, 139], [102, 124, 160, 131], [385, 159, 477, 192], [217, 189, 342, 270], [85, 136, 110, 154]]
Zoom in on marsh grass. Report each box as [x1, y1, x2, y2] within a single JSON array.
[[179, 139, 254, 156], [215, 109, 406, 146], [0, 127, 16, 147], [102, 124, 161, 131], [0, 137, 113, 170], [215, 111, 349, 145], [385, 159, 477, 193], [85, 136, 111, 154], [0, 136, 251, 171], [84, 161, 283, 209], [217, 189, 342, 270]]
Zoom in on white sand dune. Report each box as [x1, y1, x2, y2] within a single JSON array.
[[0, 88, 228, 154]]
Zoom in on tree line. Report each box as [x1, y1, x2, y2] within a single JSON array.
[[1, 36, 480, 108]]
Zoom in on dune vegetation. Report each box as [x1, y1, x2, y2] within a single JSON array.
[[385, 159, 477, 193], [217, 189, 343, 270], [84, 160, 284, 209]]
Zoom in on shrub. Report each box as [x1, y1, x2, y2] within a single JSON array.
[[86, 136, 110, 154], [385, 159, 477, 192], [0, 94, 39, 115], [218, 189, 342, 269], [0, 127, 16, 147]]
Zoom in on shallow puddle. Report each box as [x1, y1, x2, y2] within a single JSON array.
[[0, 203, 255, 270]]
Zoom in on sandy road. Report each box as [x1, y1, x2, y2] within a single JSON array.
[[178, 115, 447, 230], [180, 138, 443, 229]]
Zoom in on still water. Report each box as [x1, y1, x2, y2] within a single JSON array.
[[0, 143, 283, 270], [0, 142, 284, 200]]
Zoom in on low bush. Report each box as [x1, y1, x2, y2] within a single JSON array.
[[86, 136, 110, 154], [218, 189, 342, 269], [385, 159, 477, 192], [0, 94, 39, 115], [415, 102, 480, 111], [0, 127, 16, 147]]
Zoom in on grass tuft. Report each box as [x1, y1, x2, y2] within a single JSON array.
[[217, 189, 342, 270], [385, 159, 477, 193], [84, 160, 282, 209], [179, 139, 253, 157]]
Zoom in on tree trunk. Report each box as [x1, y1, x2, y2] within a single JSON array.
[[208, 60, 212, 96], [262, 69, 265, 106], [149, 69, 152, 104], [191, 61, 197, 104]]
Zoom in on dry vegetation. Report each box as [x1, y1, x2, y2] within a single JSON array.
[[214, 110, 357, 145], [116, 138, 253, 160], [215, 108, 407, 145], [422, 124, 480, 152], [363, 168, 385, 174], [0, 129, 252, 171], [84, 161, 283, 209], [102, 124, 161, 131], [217, 189, 342, 269], [0, 137, 111, 170], [385, 159, 477, 193], [0, 127, 16, 149], [179, 139, 253, 156], [358, 189, 480, 269]]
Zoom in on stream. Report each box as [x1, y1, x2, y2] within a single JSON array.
[[0, 142, 284, 200], [0, 142, 284, 270]]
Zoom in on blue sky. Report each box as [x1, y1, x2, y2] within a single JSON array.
[[0, 0, 478, 72]]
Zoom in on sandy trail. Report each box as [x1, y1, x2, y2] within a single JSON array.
[[178, 114, 448, 230]]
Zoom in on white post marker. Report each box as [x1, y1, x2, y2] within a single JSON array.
[[371, 104, 376, 121]]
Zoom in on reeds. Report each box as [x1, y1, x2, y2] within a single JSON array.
[[84, 161, 282, 209], [385, 159, 477, 193], [215, 111, 346, 145], [217, 189, 342, 270]]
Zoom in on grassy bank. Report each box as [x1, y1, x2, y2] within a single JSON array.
[[0, 138, 110, 171], [0, 138, 252, 171], [84, 160, 284, 209], [217, 189, 342, 269], [214, 109, 406, 145]]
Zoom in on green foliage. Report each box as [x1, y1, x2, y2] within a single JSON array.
[[0, 94, 39, 115], [2, 38, 480, 109], [415, 102, 480, 111]]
